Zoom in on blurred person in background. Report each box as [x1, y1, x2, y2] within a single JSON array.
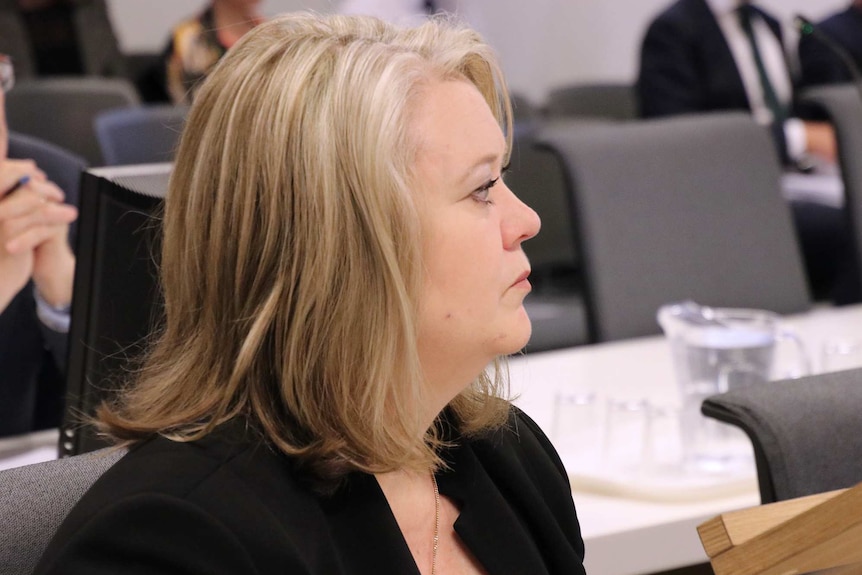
[[163, 0, 264, 104], [636, 0, 859, 305], [0, 0, 126, 78], [637, 0, 836, 166]]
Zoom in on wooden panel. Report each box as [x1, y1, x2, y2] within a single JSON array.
[[698, 484, 862, 575]]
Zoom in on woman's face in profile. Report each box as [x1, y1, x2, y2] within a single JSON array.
[[412, 79, 540, 387]]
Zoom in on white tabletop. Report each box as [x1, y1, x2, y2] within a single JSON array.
[[510, 303, 862, 575], [0, 428, 59, 471]]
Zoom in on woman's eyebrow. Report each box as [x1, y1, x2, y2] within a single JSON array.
[[458, 152, 502, 184]]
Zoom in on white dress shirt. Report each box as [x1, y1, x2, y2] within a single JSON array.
[[706, 0, 806, 159]]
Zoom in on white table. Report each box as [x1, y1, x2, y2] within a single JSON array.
[[0, 428, 58, 471], [510, 303, 862, 575]]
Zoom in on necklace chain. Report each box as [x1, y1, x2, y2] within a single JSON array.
[[431, 472, 440, 575]]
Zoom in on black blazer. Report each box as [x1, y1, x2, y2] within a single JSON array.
[[637, 0, 791, 159], [35, 408, 587, 574], [799, 6, 862, 87]]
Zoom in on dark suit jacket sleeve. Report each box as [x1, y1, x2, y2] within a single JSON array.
[[637, 15, 703, 117], [37, 318, 69, 373], [35, 493, 260, 575]]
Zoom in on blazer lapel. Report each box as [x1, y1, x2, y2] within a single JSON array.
[[689, 0, 752, 110], [322, 472, 422, 575]]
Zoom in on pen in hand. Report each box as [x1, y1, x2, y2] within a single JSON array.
[[2, 174, 30, 198]]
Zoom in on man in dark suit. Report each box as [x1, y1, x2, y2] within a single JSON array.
[[0, 87, 79, 436], [637, 0, 835, 164], [799, 0, 862, 87], [636, 0, 858, 304]]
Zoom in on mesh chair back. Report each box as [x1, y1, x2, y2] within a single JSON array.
[[0, 447, 126, 574], [543, 83, 638, 121], [702, 368, 862, 503], [5, 77, 141, 165], [539, 112, 810, 342], [95, 105, 189, 166]]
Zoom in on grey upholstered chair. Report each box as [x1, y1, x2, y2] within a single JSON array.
[[702, 368, 862, 504], [537, 112, 811, 342], [5, 77, 141, 165], [95, 104, 189, 166], [542, 83, 638, 121], [8, 131, 88, 207], [800, 85, 862, 284], [0, 448, 127, 575], [509, 120, 588, 352]]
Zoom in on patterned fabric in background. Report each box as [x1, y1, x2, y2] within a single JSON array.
[[164, 8, 225, 105]]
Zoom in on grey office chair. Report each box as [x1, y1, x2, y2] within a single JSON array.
[[510, 92, 539, 122], [0, 447, 127, 575], [538, 112, 811, 342], [800, 85, 862, 285], [508, 120, 588, 352], [543, 83, 638, 121], [702, 368, 862, 504], [8, 132, 88, 208], [5, 77, 141, 165], [95, 105, 189, 166]]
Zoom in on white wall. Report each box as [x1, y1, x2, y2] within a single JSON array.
[[107, 0, 849, 104]]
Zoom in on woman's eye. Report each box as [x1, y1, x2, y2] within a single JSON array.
[[472, 177, 499, 205]]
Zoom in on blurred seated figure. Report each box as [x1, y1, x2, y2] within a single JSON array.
[[637, 0, 835, 166], [163, 0, 264, 104], [0, 82, 79, 436], [637, 0, 859, 304], [0, 0, 126, 79], [799, 0, 862, 87]]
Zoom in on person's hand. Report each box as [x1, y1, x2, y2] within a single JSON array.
[[803, 121, 838, 164], [0, 160, 77, 312]]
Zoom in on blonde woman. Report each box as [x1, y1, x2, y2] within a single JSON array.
[[35, 13, 586, 575]]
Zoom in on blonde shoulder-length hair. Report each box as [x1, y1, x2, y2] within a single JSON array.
[[98, 12, 515, 484]]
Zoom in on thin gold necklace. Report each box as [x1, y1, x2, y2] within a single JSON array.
[[431, 472, 440, 575]]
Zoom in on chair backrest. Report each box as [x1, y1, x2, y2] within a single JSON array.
[[507, 120, 590, 352], [702, 368, 862, 504], [800, 84, 862, 286], [0, 447, 127, 574], [5, 77, 141, 165], [543, 83, 638, 121], [94, 104, 189, 166], [538, 112, 811, 342], [8, 132, 88, 208], [507, 120, 578, 275], [510, 92, 539, 122]]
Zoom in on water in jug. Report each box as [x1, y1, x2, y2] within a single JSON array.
[[657, 301, 807, 473]]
